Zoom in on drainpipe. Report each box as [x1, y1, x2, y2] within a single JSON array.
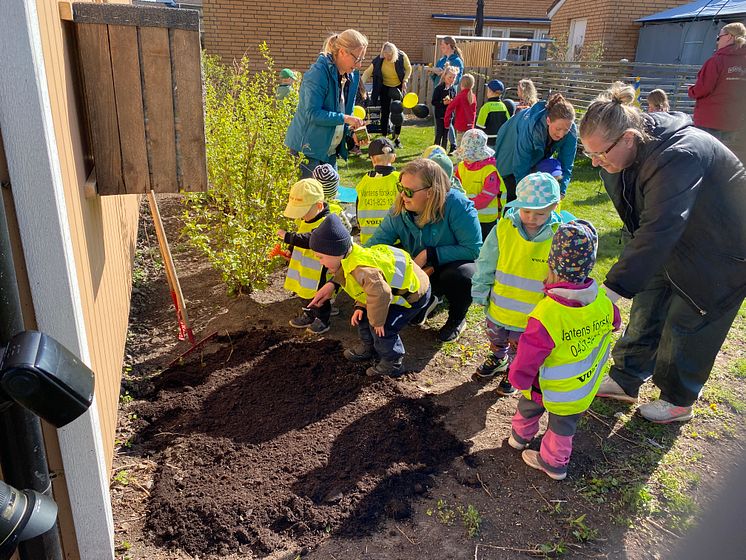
[[0, 182, 63, 560]]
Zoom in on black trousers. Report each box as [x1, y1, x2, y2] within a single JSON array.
[[429, 260, 476, 324], [379, 85, 402, 137], [434, 117, 448, 148], [503, 174, 518, 204]]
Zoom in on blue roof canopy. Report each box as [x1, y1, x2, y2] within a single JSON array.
[[638, 0, 746, 23]]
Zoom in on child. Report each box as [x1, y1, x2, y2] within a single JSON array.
[[313, 163, 353, 231], [516, 78, 538, 113], [646, 89, 670, 113], [454, 129, 502, 240], [507, 220, 621, 481], [427, 150, 464, 193], [476, 79, 511, 146], [444, 73, 477, 146], [276, 68, 297, 100], [308, 214, 431, 377], [356, 137, 399, 244], [431, 66, 459, 150], [277, 178, 346, 334], [535, 158, 565, 206], [471, 172, 567, 395]]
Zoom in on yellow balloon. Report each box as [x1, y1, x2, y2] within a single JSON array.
[[352, 105, 366, 119], [402, 92, 419, 109]]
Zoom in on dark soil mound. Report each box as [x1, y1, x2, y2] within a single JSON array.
[[137, 329, 465, 557]]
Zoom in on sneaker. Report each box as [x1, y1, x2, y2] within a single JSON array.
[[508, 435, 530, 450], [343, 344, 376, 362], [438, 318, 466, 342], [306, 318, 330, 335], [413, 295, 441, 326], [289, 310, 315, 328], [496, 376, 517, 396], [637, 399, 693, 424], [473, 354, 509, 381], [330, 306, 340, 317], [366, 359, 404, 378], [521, 450, 567, 481], [448, 145, 456, 155], [596, 375, 637, 403], [393, 138, 402, 149]]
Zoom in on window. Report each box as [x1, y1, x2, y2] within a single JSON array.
[[567, 18, 587, 61], [459, 26, 475, 37]]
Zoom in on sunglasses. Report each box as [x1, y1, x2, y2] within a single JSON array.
[[583, 132, 625, 160], [396, 181, 431, 198], [716, 34, 729, 44]]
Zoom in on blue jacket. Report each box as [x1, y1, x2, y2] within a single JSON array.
[[365, 189, 482, 265], [285, 54, 359, 163], [471, 208, 574, 329], [493, 101, 577, 195], [432, 53, 464, 85]]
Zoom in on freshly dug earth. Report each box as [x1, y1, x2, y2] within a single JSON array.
[[135, 329, 466, 557]]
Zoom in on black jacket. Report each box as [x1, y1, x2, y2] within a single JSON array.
[[432, 83, 456, 119], [370, 55, 405, 106], [602, 112, 746, 318]]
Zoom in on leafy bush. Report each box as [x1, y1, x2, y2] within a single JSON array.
[[182, 44, 299, 294]]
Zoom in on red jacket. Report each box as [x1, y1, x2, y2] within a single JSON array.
[[444, 89, 477, 132], [688, 44, 746, 131]]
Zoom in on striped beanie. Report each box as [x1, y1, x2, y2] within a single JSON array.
[[312, 164, 339, 200]]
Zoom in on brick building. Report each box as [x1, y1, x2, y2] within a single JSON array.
[[202, 0, 554, 71], [547, 0, 689, 61]]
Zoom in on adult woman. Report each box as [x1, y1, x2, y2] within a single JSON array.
[[362, 42, 412, 148], [580, 82, 746, 423], [366, 158, 482, 342], [285, 30, 368, 177], [493, 93, 577, 203], [516, 78, 538, 113], [428, 37, 465, 152], [688, 23, 746, 151]]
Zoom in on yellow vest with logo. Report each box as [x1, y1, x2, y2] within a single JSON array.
[[341, 244, 420, 308], [284, 204, 343, 298], [356, 172, 400, 244], [457, 161, 502, 224], [524, 289, 615, 415], [486, 219, 558, 330]]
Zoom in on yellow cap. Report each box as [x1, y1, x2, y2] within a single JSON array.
[[283, 178, 324, 219]]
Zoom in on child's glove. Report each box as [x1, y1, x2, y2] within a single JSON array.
[[268, 243, 291, 261]]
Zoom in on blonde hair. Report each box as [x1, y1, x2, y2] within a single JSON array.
[[721, 22, 746, 48], [580, 81, 651, 143], [371, 153, 396, 166], [460, 74, 476, 105], [518, 78, 538, 106], [441, 36, 464, 61], [647, 89, 670, 111], [439, 65, 459, 85], [322, 29, 369, 58], [381, 42, 399, 63], [393, 159, 450, 226]]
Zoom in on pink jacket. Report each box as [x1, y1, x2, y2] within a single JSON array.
[[454, 157, 501, 210], [444, 89, 477, 132], [508, 279, 621, 405]]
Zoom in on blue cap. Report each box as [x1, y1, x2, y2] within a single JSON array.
[[505, 172, 561, 210], [486, 79, 504, 92], [536, 158, 563, 178]]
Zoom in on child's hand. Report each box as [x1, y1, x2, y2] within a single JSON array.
[[373, 325, 385, 337], [443, 98, 451, 105], [351, 309, 364, 326], [276, 229, 286, 240], [310, 282, 335, 307]]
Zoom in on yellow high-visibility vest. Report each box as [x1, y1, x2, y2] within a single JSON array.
[[486, 219, 558, 329], [284, 204, 343, 298], [341, 243, 419, 308], [356, 171, 399, 244], [525, 289, 615, 415], [457, 161, 502, 224]]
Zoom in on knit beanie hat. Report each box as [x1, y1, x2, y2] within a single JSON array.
[[312, 163, 340, 200], [547, 220, 598, 283], [309, 213, 352, 256], [428, 151, 453, 179]]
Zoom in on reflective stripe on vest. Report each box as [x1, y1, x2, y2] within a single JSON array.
[[527, 290, 615, 415], [340, 244, 420, 308], [283, 207, 341, 298], [356, 172, 399, 244], [457, 161, 502, 223], [486, 219, 557, 329]]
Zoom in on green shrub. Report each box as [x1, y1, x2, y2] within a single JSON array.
[[182, 44, 298, 294]]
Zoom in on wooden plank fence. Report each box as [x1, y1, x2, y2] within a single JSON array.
[[408, 60, 701, 116]]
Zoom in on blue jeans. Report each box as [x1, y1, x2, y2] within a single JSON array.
[[357, 287, 431, 362]]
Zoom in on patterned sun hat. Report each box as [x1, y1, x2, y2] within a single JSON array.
[[505, 172, 561, 210], [454, 129, 494, 162], [547, 220, 598, 283]]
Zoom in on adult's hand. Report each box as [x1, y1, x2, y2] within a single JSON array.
[[351, 308, 363, 326], [402, 81, 408, 94], [343, 115, 364, 128], [310, 282, 335, 307], [414, 249, 428, 268]]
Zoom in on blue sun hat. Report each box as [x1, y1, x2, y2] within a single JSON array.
[[505, 172, 561, 209], [454, 128, 494, 162]]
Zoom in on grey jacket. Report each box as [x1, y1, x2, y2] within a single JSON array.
[[602, 112, 746, 318]]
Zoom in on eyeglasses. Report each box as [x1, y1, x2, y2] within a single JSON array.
[[348, 50, 366, 65], [716, 33, 729, 44], [396, 181, 431, 198], [583, 132, 625, 161]]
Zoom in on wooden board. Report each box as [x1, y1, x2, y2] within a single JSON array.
[[108, 24, 149, 194], [140, 26, 178, 193], [75, 23, 124, 195], [60, 2, 199, 31], [171, 28, 207, 192]]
